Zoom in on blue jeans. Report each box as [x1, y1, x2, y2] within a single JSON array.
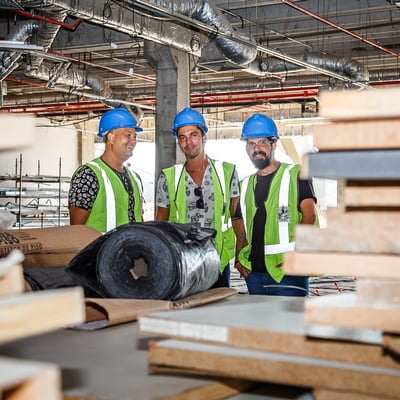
[[245, 271, 308, 297], [211, 263, 230, 288]]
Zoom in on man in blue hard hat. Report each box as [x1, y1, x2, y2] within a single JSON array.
[[155, 107, 245, 288], [234, 113, 317, 296], [68, 107, 144, 232]]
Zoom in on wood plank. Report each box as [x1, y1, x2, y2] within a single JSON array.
[[294, 224, 400, 254], [301, 150, 400, 180], [0, 356, 61, 400], [305, 293, 400, 333], [318, 87, 400, 120], [344, 186, 400, 207], [0, 251, 25, 296], [356, 279, 400, 303], [148, 339, 400, 398], [313, 388, 398, 400], [139, 299, 399, 369], [284, 251, 400, 279], [311, 119, 400, 150], [325, 207, 400, 229], [0, 287, 85, 344]]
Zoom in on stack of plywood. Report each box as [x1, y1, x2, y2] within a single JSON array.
[[285, 86, 400, 334], [0, 113, 86, 400], [0, 250, 85, 400], [138, 87, 400, 400]]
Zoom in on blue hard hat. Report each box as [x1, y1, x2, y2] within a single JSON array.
[[171, 107, 208, 136], [98, 108, 143, 137], [240, 114, 279, 141]]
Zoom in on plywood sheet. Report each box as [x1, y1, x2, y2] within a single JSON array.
[[305, 293, 400, 332], [0, 356, 60, 400], [344, 186, 400, 207], [139, 299, 399, 369], [284, 251, 400, 279], [0, 287, 85, 344], [311, 119, 400, 150], [318, 87, 400, 120], [148, 339, 400, 398], [294, 224, 400, 254]]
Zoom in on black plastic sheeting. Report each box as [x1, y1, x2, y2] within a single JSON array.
[[65, 221, 220, 300]]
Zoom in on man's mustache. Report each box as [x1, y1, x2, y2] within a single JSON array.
[[252, 151, 267, 158]]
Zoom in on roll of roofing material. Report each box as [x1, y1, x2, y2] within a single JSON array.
[[66, 221, 220, 300]]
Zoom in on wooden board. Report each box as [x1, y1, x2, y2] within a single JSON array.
[[139, 299, 399, 369], [301, 149, 400, 180], [148, 339, 400, 398], [356, 278, 400, 303], [318, 87, 400, 120], [325, 208, 400, 229], [294, 224, 400, 254], [0, 287, 85, 344], [344, 186, 400, 207], [284, 251, 400, 279], [0, 251, 25, 296], [0, 356, 60, 400], [305, 293, 400, 333], [311, 119, 400, 150]]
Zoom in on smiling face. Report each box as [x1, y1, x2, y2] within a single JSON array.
[[246, 138, 276, 170], [107, 127, 138, 161], [176, 125, 205, 160]]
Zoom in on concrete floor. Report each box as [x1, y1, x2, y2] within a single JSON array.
[[0, 294, 313, 400]]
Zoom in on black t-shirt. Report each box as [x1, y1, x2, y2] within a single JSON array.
[[240, 170, 316, 273]]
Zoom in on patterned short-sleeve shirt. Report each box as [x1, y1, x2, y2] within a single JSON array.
[[156, 160, 239, 229], [68, 164, 136, 222]]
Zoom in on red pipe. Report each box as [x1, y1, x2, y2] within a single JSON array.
[[14, 10, 82, 31], [282, 0, 400, 58]]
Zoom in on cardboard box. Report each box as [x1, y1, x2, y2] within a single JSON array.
[[0, 226, 101, 267]]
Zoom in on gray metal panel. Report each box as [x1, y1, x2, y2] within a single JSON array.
[[308, 149, 400, 179]]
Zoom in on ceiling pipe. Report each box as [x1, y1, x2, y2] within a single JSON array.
[[14, 10, 82, 31], [282, 0, 400, 58]]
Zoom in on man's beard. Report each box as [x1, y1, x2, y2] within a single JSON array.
[[251, 151, 271, 170]]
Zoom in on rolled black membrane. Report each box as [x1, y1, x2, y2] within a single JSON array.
[[66, 221, 221, 300]]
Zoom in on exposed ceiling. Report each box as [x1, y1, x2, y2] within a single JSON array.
[[1, 0, 400, 124]]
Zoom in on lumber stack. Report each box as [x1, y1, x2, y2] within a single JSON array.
[[285, 87, 400, 333], [138, 87, 400, 400], [0, 250, 85, 400]]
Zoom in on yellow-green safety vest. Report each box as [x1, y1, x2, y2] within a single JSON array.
[[162, 159, 236, 270]]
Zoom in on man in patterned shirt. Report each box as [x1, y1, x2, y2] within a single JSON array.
[[68, 107, 144, 232], [155, 107, 246, 288]]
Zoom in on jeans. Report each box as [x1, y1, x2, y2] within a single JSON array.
[[211, 263, 230, 288], [245, 271, 308, 297]]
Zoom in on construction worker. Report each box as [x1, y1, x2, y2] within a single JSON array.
[[68, 107, 144, 232], [234, 114, 317, 296], [155, 107, 244, 288]]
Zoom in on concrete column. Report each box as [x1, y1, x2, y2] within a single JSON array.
[[144, 41, 190, 204]]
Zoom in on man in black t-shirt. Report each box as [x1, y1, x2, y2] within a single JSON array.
[[234, 114, 317, 296]]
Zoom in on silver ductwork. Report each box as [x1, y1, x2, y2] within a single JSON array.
[[0, 21, 39, 79]]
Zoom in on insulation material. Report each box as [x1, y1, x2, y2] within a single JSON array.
[[67, 221, 220, 300]]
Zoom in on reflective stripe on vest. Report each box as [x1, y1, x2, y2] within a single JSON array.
[[87, 161, 116, 232], [212, 160, 229, 232], [241, 164, 297, 255]]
